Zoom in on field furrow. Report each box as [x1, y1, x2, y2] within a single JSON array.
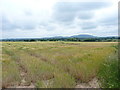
[[2, 42, 119, 88]]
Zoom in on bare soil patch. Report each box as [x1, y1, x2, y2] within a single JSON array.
[[75, 77, 100, 88]]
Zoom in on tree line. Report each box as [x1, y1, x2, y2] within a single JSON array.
[[1, 37, 119, 42]]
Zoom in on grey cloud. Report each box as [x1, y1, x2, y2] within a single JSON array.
[[81, 25, 97, 30], [53, 2, 111, 23], [54, 2, 111, 12], [2, 16, 18, 30], [53, 11, 75, 22], [39, 22, 56, 31], [2, 16, 36, 30], [100, 16, 117, 26], [2, 15, 57, 31], [79, 22, 97, 30], [77, 11, 94, 20], [24, 10, 33, 16], [98, 12, 117, 27], [19, 22, 36, 30]]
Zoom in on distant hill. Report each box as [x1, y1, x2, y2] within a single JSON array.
[[70, 34, 96, 38], [47, 34, 96, 39], [1, 34, 119, 42]]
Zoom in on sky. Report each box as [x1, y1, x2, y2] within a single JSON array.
[[0, 0, 118, 39]]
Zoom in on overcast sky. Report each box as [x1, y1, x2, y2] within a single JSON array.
[[1, 0, 118, 39]]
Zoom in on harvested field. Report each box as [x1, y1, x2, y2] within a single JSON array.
[[1, 42, 118, 88]]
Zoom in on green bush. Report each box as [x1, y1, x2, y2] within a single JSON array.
[[98, 52, 120, 88]]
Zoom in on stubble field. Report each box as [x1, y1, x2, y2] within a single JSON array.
[[1, 42, 119, 88]]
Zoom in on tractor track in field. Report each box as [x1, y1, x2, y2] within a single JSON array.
[[4, 51, 35, 88], [4, 51, 100, 89], [13, 56, 35, 88], [28, 52, 100, 88], [75, 77, 100, 88], [29, 53, 48, 62]]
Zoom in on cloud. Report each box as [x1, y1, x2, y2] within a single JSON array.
[[52, 2, 111, 23], [24, 10, 33, 16], [2, 16, 37, 30], [77, 11, 94, 20], [99, 13, 117, 26], [1, 0, 118, 39], [54, 2, 111, 12], [2, 16, 17, 30], [95, 4, 118, 26], [80, 21, 97, 30]]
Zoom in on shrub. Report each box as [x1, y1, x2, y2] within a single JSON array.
[[98, 52, 120, 88]]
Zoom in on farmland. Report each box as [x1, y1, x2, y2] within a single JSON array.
[[1, 42, 119, 88]]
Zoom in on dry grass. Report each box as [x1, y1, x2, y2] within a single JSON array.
[[2, 54, 21, 88], [2, 42, 117, 88]]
